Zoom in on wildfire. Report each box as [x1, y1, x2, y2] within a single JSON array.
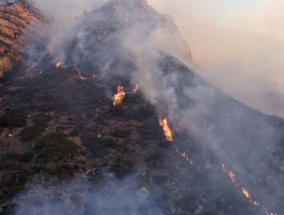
[[112, 85, 138, 106], [222, 164, 237, 184], [229, 172, 237, 184], [132, 84, 139, 93], [242, 188, 251, 198], [222, 164, 278, 215], [158, 115, 196, 167], [159, 115, 173, 142], [113, 86, 126, 106], [55, 62, 62, 67], [250, 200, 260, 206], [76, 68, 86, 80]]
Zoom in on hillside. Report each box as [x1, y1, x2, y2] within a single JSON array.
[[0, 1, 48, 76], [0, 1, 284, 215]]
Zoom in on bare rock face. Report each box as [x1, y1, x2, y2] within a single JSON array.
[[0, 1, 48, 76]]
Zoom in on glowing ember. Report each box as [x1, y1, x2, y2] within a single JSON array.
[[159, 115, 173, 142], [132, 84, 139, 93], [222, 165, 237, 184], [113, 86, 126, 106], [242, 188, 251, 198], [93, 74, 98, 78], [55, 62, 62, 67], [250, 200, 260, 206], [158, 115, 195, 166], [222, 164, 278, 215], [76, 68, 86, 80], [229, 171, 237, 183]]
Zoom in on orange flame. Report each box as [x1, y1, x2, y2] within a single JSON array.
[[222, 164, 279, 215], [113, 86, 126, 106], [55, 62, 62, 67], [242, 188, 251, 198], [158, 115, 195, 166], [159, 115, 173, 142], [250, 200, 260, 206], [229, 171, 237, 183], [76, 68, 86, 80], [132, 84, 139, 93]]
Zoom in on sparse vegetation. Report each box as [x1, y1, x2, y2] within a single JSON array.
[[111, 129, 131, 138], [20, 151, 34, 162], [36, 132, 79, 163], [21, 113, 51, 141], [0, 110, 27, 128], [145, 152, 163, 167], [81, 135, 114, 157], [110, 158, 133, 178], [134, 106, 154, 121]]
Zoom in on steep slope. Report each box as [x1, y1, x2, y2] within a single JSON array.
[[0, 1, 284, 215], [0, 1, 48, 76]]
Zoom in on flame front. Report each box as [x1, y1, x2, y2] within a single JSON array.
[[222, 164, 278, 215], [158, 115, 195, 166], [242, 188, 251, 198], [113, 86, 126, 106], [132, 84, 139, 93], [76, 68, 86, 80], [55, 62, 62, 67], [229, 171, 237, 184], [159, 115, 173, 142]]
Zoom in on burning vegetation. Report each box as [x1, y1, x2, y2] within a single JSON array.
[[0, 0, 284, 215], [159, 115, 173, 142], [113, 85, 139, 106], [113, 86, 126, 106], [55, 62, 62, 68]]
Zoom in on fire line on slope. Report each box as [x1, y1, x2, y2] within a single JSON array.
[[113, 85, 139, 106], [222, 164, 279, 215], [159, 115, 196, 167]]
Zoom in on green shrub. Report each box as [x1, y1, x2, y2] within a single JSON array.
[[36, 132, 79, 163], [21, 113, 51, 141]]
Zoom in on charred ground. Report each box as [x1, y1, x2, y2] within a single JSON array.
[[1, 1, 284, 215]]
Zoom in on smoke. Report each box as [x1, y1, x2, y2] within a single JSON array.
[[0, 0, 17, 5], [8, 0, 284, 214], [147, 0, 284, 117], [12, 174, 163, 215], [25, 0, 106, 62]]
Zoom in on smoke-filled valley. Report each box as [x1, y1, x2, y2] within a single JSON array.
[[0, 0, 284, 215]]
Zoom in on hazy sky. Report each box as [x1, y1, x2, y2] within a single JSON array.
[[148, 0, 284, 117]]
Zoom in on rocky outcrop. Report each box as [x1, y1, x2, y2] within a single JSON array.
[[0, 1, 47, 76]]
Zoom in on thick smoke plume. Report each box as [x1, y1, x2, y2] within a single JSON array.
[[149, 0, 284, 117], [25, 0, 106, 62], [8, 0, 284, 214]]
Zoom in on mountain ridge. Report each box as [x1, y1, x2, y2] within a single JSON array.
[[0, 1, 284, 215]]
